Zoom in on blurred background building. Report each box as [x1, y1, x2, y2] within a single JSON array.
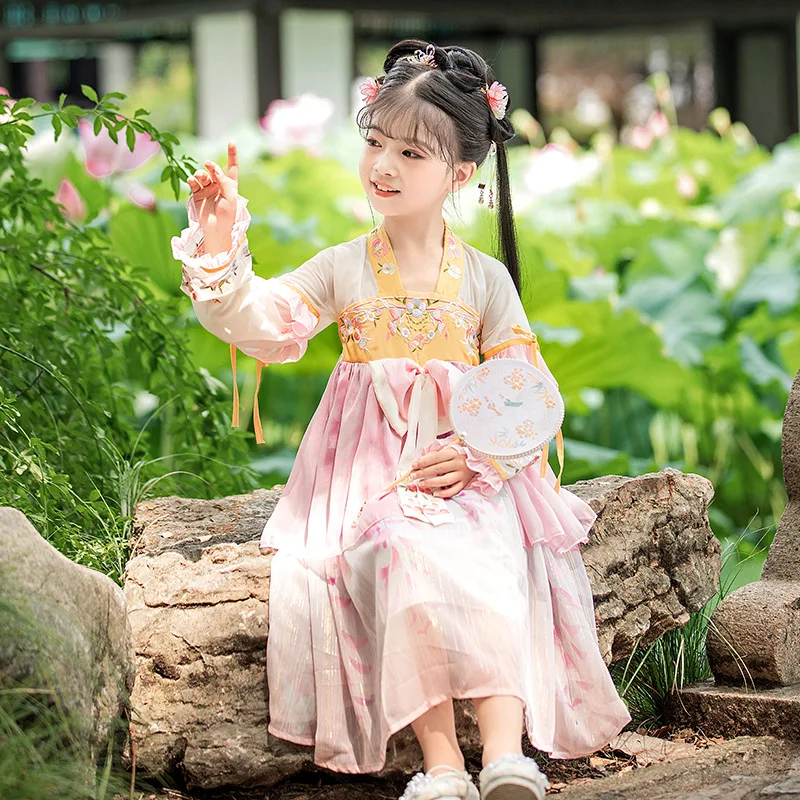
[[0, 0, 797, 147]]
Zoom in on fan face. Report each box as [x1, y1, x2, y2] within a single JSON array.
[[449, 359, 565, 459]]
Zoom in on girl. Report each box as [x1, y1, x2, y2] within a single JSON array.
[[172, 40, 630, 800]]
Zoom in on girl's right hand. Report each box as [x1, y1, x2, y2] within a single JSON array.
[[187, 141, 239, 257]]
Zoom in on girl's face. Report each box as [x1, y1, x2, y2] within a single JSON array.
[[358, 126, 475, 219]]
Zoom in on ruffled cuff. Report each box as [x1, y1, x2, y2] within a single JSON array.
[[171, 195, 252, 303], [420, 438, 505, 497]]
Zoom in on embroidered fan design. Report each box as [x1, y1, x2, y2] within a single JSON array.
[[458, 397, 482, 417], [503, 368, 527, 391], [515, 418, 536, 437]]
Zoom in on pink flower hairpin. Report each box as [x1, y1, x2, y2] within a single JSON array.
[[483, 81, 509, 120], [360, 77, 381, 104]]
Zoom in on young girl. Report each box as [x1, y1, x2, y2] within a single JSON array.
[[172, 40, 630, 800]]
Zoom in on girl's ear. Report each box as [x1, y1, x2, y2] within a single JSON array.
[[451, 160, 477, 193]]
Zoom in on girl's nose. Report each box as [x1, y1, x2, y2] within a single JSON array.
[[375, 151, 397, 176]]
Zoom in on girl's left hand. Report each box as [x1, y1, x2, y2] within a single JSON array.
[[410, 447, 478, 498]]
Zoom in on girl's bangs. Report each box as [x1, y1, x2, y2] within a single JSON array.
[[357, 90, 457, 164]]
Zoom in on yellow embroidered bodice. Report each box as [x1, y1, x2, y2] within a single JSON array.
[[338, 222, 481, 366]]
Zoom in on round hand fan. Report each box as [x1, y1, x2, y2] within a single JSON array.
[[449, 359, 564, 459]]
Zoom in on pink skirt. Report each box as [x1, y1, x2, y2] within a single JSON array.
[[262, 358, 631, 773]]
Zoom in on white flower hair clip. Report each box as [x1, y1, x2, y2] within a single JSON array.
[[482, 81, 509, 120], [403, 43, 437, 68]]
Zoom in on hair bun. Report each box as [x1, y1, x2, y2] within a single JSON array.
[[491, 115, 516, 145]]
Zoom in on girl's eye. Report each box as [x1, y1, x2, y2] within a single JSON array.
[[366, 137, 380, 147], [403, 150, 422, 159]]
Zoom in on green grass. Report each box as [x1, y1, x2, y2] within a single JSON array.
[[610, 521, 770, 729]]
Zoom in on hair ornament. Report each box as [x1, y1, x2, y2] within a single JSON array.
[[405, 43, 438, 68], [360, 76, 382, 104], [482, 81, 509, 120]]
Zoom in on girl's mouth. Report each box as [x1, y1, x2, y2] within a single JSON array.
[[372, 181, 400, 198]]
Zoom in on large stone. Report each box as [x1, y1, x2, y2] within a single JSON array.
[[0, 507, 135, 761], [672, 370, 800, 739], [569, 468, 720, 663], [706, 369, 800, 687], [668, 681, 800, 741], [126, 468, 719, 790]]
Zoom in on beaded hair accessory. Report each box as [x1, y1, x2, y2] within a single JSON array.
[[406, 43, 438, 68]]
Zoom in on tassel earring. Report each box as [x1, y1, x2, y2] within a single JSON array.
[[478, 183, 486, 204], [488, 186, 494, 209]]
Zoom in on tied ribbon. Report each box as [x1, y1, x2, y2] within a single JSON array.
[[229, 344, 266, 445], [510, 325, 565, 492], [370, 359, 464, 478]]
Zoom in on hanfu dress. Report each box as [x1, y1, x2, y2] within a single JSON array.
[[172, 196, 631, 774]]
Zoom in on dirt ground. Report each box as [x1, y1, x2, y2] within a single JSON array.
[[127, 730, 800, 800]]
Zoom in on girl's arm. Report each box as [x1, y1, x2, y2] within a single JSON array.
[[172, 144, 337, 441], [172, 194, 336, 365], [451, 260, 562, 495]]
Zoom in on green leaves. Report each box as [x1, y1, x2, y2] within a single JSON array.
[[0, 86, 255, 583]]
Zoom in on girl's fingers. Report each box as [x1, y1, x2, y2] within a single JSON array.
[[227, 141, 239, 183], [206, 159, 238, 203], [433, 481, 464, 498], [417, 471, 463, 489], [411, 458, 461, 481]]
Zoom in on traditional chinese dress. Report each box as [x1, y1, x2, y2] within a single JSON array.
[[172, 196, 631, 774]]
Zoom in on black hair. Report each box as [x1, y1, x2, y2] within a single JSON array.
[[356, 39, 521, 295]]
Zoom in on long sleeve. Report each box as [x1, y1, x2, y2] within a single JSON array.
[[171, 194, 337, 441], [448, 260, 565, 495]]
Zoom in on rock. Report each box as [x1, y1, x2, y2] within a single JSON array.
[[674, 370, 800, 740], [126, 469, 719, 790], [667, 680, 800, 741], [707, 369, 800, 687], [569, 467, 721, 663], [555, 736, 800, 799], [606, 731, 697, 765], [0, 507, 134, 761]]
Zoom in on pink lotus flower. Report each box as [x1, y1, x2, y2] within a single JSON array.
[[54, 178, 86, 223], [628, 125, 654, 150], [484, 81, 509, 120], [125, 181, 157, 211], [259, 93, 335, 156], [647, 110, 670, 139], [0, 87, 14, 123], [78, 117, 160, 178], [360, 77, 381, 105], [676, 171, 698, 200]]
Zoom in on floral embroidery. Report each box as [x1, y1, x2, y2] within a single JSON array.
[[377, 262, 396, 275], [338, 296, 480, 358], [444, 264, 462, 279], [504, 367, 527, 391], [340, 314, 372, 352], [458, 398, 482, 416], [371, 235, 390, 259], [180, 243, 246, 300], [515, 418, 536, 437]]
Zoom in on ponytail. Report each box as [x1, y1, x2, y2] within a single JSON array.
[[492, 139, 521, 297]]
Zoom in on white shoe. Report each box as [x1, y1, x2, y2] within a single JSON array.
[[478, 754, 549, 800], [398, 764, 480, 800]]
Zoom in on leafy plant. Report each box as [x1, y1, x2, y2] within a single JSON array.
[[0, 88, 259, 581]]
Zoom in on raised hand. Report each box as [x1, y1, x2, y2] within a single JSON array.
[[187, 141, 240, 257]]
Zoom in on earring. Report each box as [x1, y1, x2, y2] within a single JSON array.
[[478, 183, 486, 205], [488, 186, 494, 209]]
